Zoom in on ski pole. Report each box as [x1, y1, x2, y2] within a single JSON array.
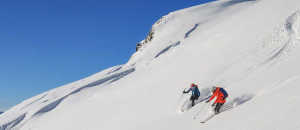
[[179, 88, 187, 98]]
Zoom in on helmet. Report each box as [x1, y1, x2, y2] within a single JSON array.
[[211, 86, 217, 92], [190, 83, 196, 87]]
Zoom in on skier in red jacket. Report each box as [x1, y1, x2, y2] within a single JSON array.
[[206, 86, 228, 114]]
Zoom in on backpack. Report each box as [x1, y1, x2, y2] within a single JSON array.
[[194, 86, 200, 96], [220, 88, 228, 99]]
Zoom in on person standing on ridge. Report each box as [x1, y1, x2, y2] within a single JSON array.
[[183, 83, 201, 107], [206, 86, 228, 114]]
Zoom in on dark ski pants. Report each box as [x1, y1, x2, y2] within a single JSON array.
[[214, 103, 224, 114], [190, 95, 199, 106]]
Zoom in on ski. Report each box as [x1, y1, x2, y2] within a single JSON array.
[[200, 114, 215, 123]]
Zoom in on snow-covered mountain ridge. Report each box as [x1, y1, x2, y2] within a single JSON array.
[[1, 0, 300, 129]]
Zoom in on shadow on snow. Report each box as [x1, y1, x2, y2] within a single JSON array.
[[155, 41, 181, 58], [0, 68, 135, 130]]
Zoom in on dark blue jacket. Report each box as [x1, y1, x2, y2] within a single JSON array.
[[185, 86, 200, 97]]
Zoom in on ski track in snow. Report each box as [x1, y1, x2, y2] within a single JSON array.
[[192, 93, 253, 121], [259, 10, 300, 66], [212, 10, 300, 89]]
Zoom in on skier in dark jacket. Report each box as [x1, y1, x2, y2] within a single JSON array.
[[183, 83, 201, 106], [206, 86, 228, 114]]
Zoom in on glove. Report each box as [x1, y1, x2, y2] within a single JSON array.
[[205, 100, 209, 103]]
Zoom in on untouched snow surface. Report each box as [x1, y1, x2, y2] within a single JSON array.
[[2, 0, 300, 129]]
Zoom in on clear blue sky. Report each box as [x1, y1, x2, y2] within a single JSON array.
[[0, 0, 214, 111]]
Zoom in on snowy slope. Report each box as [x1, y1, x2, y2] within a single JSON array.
[[2, 0, 300, 129]]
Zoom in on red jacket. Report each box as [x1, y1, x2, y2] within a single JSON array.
[[209, 87, 226, 104]]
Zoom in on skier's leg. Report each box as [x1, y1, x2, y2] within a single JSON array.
[[192, 99, 195, 106], [214, 103, 218, 114], [215, 103, 224, 114], [195, 95, 199, 101], [191, 95, 195, 106], [219, 103, 224, 112]]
